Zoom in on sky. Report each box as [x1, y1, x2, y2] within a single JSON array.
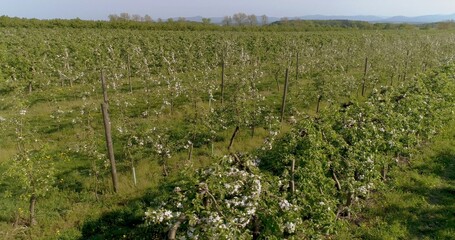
[[1, 0, 454, 20]]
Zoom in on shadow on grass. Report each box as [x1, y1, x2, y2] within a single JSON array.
[[77, 191, 165, 240], [409, 151, 455, 239], [415, 150, 455, 181], [40, 122, 75, 135], [78, 176, 189, 240], [363, 150, 455, 239]]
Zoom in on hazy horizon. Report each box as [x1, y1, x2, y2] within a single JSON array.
[[1, 0, 454, 20]]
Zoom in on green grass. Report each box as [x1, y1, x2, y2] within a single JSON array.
[[340, 120, 455, 240]]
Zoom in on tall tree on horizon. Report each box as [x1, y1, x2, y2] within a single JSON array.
[[248, 14, 258, 26], [233, 12, 248, 26], [261, 15, 268, 25], [144, 14, 153, 22], [222, 16, 232, 26]]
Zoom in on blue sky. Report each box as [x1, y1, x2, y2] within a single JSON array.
[[1, 0, 454, 20]]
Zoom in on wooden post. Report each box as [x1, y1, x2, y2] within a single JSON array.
[[290, 158, 295, 194], [361, 57, 368, 97], [295, 52, 299, 82], [280, 68, 289, 123], [221, 59, 225, 105], [346, 47, 351, 73], [101, 102, 119, 193], [100, 71, 118, 193], [403, 50, 409, 82], [101, 70, 109, 104], [127, 54, 132, 93]]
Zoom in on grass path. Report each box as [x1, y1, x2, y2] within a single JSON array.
[[342, 120, 455, 239]]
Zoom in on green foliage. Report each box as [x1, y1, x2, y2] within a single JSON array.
[[1, 23, 455, 239], [4, 148, 56, 200], [144, 64, 455, 238], [145, 154, 275, 239]]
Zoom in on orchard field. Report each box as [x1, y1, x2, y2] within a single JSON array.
[[0, 25, 455, 239]]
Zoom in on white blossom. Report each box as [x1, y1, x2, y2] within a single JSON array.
[[279, 199, 291, 211], [285, 222, 296, 233]]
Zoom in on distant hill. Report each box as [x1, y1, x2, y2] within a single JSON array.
[[382, 14, 455, 23], [184, 13, 455, 24], [293, 14, 455, 23], [296, 15, 384, 22]]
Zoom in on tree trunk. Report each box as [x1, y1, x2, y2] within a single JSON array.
[[101, 102, 119, 193], [251, 112, 256, 138], [170, 98, 174, 115], [132, 162, 137, 186], [94, 169, 100, 201], [316, 95, 322, 113], [162, 158, 169, 177], [228, 126, 240, 151], [345, 191, 353, 218], [29, 194, 37, 226], [381, 162, 388, 181], [168, 214, 186, 240], [252, 215, 261, 240], [188, 142, 193, 161], [28, 81, 32, 94], [331, 168, 341, 192], [280, 68, 289, 123], [290, 157, 295, 194], [13, 210, 19, 228], [274, 70, 280, 92]]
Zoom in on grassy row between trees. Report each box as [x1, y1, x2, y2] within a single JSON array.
[[339, 118, 455, 239]]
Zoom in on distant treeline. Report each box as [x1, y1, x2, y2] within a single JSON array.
[[0, 15, 454, 31]]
